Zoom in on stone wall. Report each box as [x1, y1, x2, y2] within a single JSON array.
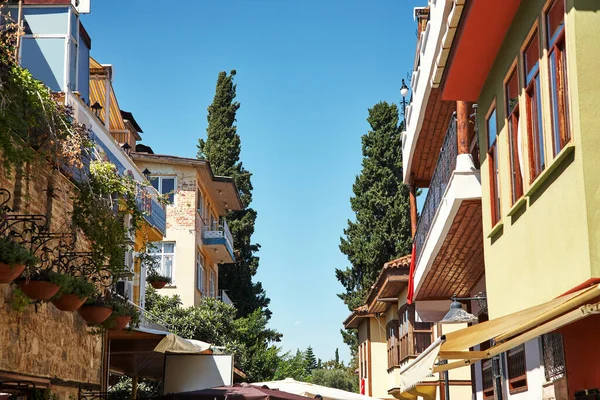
[[0, 162, 102, 399]]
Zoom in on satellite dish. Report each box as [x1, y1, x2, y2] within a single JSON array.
[[74, 0, 91, 14]]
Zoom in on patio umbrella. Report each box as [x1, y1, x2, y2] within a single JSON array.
[[251, 379, 377, 400], [152, 383, 310, 400]]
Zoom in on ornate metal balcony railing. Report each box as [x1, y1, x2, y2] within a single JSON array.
[[414, 115, 458, 264], [203, 219, 234, 257]]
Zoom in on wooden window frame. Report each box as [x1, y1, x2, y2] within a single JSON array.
[[507, 344, 528, 394], [545, 0, 571, 156], [388, 305, 433, 369], [504, 62, 524, 205], [522, 25, 546, 182], [486, 101, 501, 226]]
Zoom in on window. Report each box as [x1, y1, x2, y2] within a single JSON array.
[[197, 188, 204, 216], [505, 67, 524, 204], [386, 320, 399, 369], [150, 242, 175, 284], [209, 269, 216, 298], [209, 212, 218, 231], [546, 0, 570, 155], [387, 305, 433, 369], [477, 313, 494, 400], [487, 106, 501, 226], [150, 176, 176, 205], [196, 251, 204, 293], [542, 333, 566, 382], [507, 344, 528, 393], [524, 29, 546, 181]]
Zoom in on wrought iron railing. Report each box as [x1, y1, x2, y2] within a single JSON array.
[[414, 115, 458, 264]]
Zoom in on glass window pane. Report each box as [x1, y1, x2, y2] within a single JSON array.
[[150, 177, 159, 191], [547, 0, 565, 46], [524, 31, 540, 82], [161, 178, 175, 195], [163, 242, 175, 254], [149, 243, 161, 253], [163, 255, 173, 279], [506, 70, 519, 115], [487, 110, 497, 149]]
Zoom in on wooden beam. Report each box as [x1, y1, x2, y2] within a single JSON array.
[[409, 173, 418, 238], [439, 350, 488, 360], [456, 101, 471, 155]]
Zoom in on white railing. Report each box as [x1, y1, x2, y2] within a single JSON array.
[[128, 300, 172, 333], [203, 219, 234, 253], [219, 290, 234, 306]]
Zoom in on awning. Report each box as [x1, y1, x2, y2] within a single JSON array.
[[252, 378, 380, 400], [396, 284, 600, 391], [154, 333, 213, 354]]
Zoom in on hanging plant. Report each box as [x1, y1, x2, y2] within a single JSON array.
[[78, 296, 114, 325], [51, 274, 96, 311], [0, 237, 38, 284], [102, 298, 141, 332], [15, 269, 62, 301], [146, 270, 172, 289]]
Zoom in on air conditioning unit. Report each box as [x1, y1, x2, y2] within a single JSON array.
[[116, 280, 134, 301]]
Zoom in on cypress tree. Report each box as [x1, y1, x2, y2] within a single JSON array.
[[336, 101, 412, 316], [198, 70, 270, 317], [305, 346, 317, 373]]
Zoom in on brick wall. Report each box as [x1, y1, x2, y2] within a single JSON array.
[[0, 162, 102, 399]]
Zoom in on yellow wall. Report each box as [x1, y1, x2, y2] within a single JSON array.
[[477, 0, 598, 318], [370, 317, 391, 399], [566, 0, 600, 277], [134, 161, 221, 308]]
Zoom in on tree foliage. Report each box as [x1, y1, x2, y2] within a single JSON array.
[[145, 289, 281, 382], [311, 369, 357, 393], [336, 102, 412, 348], [197, 70, 270, 318], [305, 346, 317, 373]]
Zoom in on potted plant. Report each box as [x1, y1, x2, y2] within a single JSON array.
[[78, 296, 113, 324], [51, 274, 96, 312], [0, 237, 38, 284], [147, 270, 171, 289], [15, 269, 61, 301], [102, 298, 140, 332]]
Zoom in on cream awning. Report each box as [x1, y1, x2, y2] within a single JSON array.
[[154, 333, 213, 354], [395, 284, 600, 390]]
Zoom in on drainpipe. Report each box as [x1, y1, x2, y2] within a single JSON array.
[[14, 0, 23, 62], [444, 370, 450, 400], [409, 173, 418, 238]]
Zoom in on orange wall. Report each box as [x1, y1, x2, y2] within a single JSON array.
[[560, 314, 600, 396]]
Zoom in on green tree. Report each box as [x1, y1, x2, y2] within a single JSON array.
[[305, 346, 317, 373], [334, 348, 340, 368], [274, 349, 310, 382], [336, 102, 412, 348], [197, 70, 270, 318], [144, 289, 281, 382], [311, 369, 358, 393]]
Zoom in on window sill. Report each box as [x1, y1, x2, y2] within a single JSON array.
[[509, 386, 528, 395], [507, 196, 527, 217], [525, 144, 575, 198], [487, 221, 504, 239]]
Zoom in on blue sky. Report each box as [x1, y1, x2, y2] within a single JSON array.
[[82, 0, 424, 364]]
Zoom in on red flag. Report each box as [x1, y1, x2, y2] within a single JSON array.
[[407, 242, 416, 304], [360, 379, 365, 395]]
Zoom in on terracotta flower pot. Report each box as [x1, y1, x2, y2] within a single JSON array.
[[78, 304, 113, 324], [0, 262, 26, 284], [150, 281, 167, 289], [108, 315, 131, 331], [52, 294, 88, 312], [17, 280, 60, 301]]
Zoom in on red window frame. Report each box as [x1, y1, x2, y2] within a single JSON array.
[[523, 28, 546, 182], [505, 65, 524, 205], [546, 0, 570, 156], [486, 103, 501, 226]]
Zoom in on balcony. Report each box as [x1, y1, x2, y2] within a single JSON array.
[[412, 117, 484, 301], [66, 92, 166, 237], [203, 219, 235, 264], [402, 0, 457, 186], [219, 290, 234, 306]]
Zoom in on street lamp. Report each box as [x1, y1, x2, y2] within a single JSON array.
[[441, 292, 487, 324], [142, 168, 152, 180], [400, 79, 409, 130], [91, 102, 103, 118]]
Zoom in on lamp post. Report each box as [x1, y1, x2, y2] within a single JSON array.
[[400, 79, 410, 130], [91, 102, 103, 119], [142, 168, 152, 181], [439, 292, 487, 400]]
